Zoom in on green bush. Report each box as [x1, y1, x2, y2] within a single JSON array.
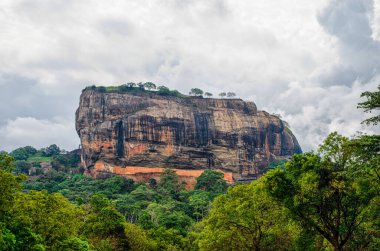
[[82, 84, 188, 98]]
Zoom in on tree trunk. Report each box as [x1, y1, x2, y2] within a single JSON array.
[[333, 243, 343, 251], [332, 237, 343, 251]]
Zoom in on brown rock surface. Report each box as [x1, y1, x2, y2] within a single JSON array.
[[76, 89, 302, 183]]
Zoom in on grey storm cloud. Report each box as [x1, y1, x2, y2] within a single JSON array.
[[0, 74, 80, 123], [317, 0, 380, 86], [0, 0, 379, 152]]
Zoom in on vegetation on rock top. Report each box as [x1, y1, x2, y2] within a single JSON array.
[[83, 82, 238, 100]]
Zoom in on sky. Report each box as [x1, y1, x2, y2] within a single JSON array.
[[0, 0, 379, 152]]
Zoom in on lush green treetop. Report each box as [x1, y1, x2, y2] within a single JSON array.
[[358, 84, 380, 125], [143, 82, 156, 90], [0, 152, 15, 172], [264, 132, 378, 251], [195, 170, 227, 197], [158, 169, 184, 198], [10, 146, 37, 161], [189, 88, 204, 97], [227, 92, 236, 98], [43, 144, 61, 157], [204, 92, 213, 97], [197, 179, 300, 250]]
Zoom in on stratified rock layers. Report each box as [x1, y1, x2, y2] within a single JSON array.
[[76, 89, 301, 183]]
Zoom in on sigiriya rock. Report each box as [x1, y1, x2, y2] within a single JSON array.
[[76, 86, 302, 187]]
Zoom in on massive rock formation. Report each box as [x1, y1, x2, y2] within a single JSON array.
[[76, 88, 301, 185]]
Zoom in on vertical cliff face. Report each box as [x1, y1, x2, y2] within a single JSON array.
[[76, 89, 301, 183]]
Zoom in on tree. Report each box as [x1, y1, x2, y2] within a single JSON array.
[[59, 237, 90, 250], [43, 144, 61, 157], [195, 170, 227, 197], [148, 226, 186, 250], [10, 146, 37, 161], [204, 92, 213, 98], [137, 82, 145, 90], [83, 194, 127, 249], [0, 153, 175, 250], [97, 86, 107, 93], [349, 134, 380, 191], [357, 84, 380, 125], [227, 92, 236, 98], [0, 152, 44, 251], [0, 153, 25, 216], [197, 180, 299, 250], [218, 92, 226, 98], [157, 86, 171, 95], [14, 160, 32, 174], [157, 169, 184, 198], [10, 149, 28, 161], [350, 86, 380, 249], [145, 201, 193, 234], [0, 152, 15, 172], [22, 146, 37, 155], [264, 132, 377, 251], [189, 88, 204, 97], [98, 175, 131, 196], [124, 223, 157, 250], [1, 152, 92, 250], [144, 82, 156, 91], [126, 82, 136, 88], [354, 85, 380, 192], [115, 194, 140, 224], [188, 190, 210, 221], [12, 191, 87, 250], [149, 178, 157, 189], [0, 153, 44, 250], [119, 84, 129, 92], [130, 184, 158, 202], [83, 194, 157, 250]]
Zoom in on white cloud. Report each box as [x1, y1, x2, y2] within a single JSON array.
[[0, 0, 378, 152], [373, 0, 380, 41], [0, 117, 79, 152], [270, 79, 380, 150]]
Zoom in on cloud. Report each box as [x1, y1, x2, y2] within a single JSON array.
[[0, 0, 378, 151], [0, 117, 79, 152], [0, 74, 81, 124], [317, 0, 380, 85], [262, 0, 380, 150], [373, 0, 380, 40], [270, 79, 380, 150]]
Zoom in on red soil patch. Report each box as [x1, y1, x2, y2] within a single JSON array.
[[94, 161, 233, 189]]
